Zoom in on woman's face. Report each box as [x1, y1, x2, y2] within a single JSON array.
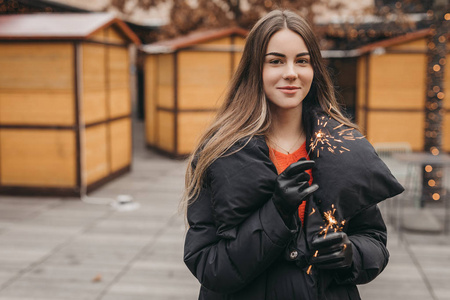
[[262, 28, 314, 111]]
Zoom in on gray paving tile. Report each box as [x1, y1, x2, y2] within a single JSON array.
[[24, 264, 120, 287], [0, 208, 42, 222], [104, 278, 199, 299], [101, 292, 195, 300], [90, 219, 164, 231], [435, 289, 450, 300], [0, 197, 61, 207], [0, 279, 104, 300], [47, 246, 141, 267]]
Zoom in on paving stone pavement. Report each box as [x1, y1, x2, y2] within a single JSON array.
[[0, 120, 449, 300]]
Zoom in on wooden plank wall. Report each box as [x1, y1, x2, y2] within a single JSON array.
[[82, 27, 132, 186], [108, 47, 131, 119], [357, 38, 429, 151], [145, 34, 246, 156], [145, 53, 175, 153], [177, 49, 231, 154], [0, 43, 75, 125], [0, 129, 77, 187], [145, 55, 157, 147], [82, 43, 107, 124], [84, 124, 109, 185], [0, 42, 77, 188], [109, 118, 132, 172]]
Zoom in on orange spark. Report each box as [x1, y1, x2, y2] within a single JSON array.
[[306, 251, 319, 275]]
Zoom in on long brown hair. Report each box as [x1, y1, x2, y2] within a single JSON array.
[[182, 9, 356, 210]]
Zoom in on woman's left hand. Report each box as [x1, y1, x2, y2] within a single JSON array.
[[310, 232, 353, 270]]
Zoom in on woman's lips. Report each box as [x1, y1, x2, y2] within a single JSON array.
[[277, 86, 300, 94]]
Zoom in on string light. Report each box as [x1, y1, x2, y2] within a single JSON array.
[[424, 6, 446, 204], [430, 147, 440, 155]]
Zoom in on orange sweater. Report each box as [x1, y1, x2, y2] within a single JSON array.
[[269, 142, 313, 224]]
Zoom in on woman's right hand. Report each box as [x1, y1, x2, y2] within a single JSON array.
[[272, 159, 319, 223]]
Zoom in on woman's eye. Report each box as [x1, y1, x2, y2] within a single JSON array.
[[269, 59, 283, 64], [297, 59, 309, 64]]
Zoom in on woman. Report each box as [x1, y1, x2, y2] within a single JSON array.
[[182, 9, 403, 300]]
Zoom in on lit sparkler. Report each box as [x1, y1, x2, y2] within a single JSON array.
[[306, 204, 345, 275], [319, 204, 346, 238]]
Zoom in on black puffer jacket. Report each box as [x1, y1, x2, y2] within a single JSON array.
[[184, 113, 404, 300]]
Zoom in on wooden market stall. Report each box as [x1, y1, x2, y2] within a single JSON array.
[[142, 27, 247, 157], [0, 13, 141, 196], [353, 29, 450, 152]]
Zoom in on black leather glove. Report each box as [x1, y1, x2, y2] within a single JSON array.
[[272, 159, 318, 224], [310, 232, 353, 270]]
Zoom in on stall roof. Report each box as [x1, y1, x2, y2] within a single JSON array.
[[322, 28, 433, 58], [356, 28, 431, 55], [142, 27, 248, 53], [0, 13, 141, 45]]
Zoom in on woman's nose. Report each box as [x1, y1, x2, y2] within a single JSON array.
[[282, 64, 298, 80]]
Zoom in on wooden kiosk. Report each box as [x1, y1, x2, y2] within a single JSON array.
[[142, 27, 247, 157], [0, 13, 141, 196], [354, 29, 450, 152], [325, 29, 449, 152]]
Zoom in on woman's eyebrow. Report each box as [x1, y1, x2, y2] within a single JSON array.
[[264, 52, 310, 57], [265, 52, 285, 57], [296, 52, 310, 57]]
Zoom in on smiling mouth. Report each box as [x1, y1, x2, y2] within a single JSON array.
[[277, 86, 300, 90], [277, 86, 300, 94]]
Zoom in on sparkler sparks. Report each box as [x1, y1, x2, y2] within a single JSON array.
[[319, 204, 346, 239], [306, 205, 345, 275], [307, 116, 364, 158]]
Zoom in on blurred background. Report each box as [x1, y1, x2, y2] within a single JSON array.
[[0, 0, 449, 299]]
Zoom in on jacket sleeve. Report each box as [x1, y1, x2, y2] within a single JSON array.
[[335, 205, 389, 285], [183, 185, 297, 294]]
